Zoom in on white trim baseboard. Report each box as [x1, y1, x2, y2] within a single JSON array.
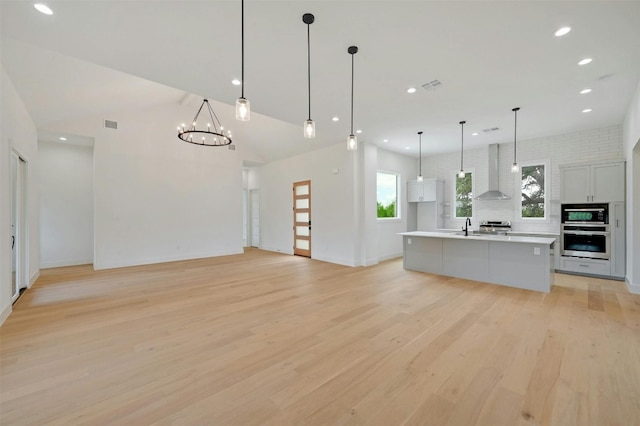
[[378, 252, 402, 262], [0, 303, 12, 326], [626, 277, 640, 294], [40, 259, 93, 269]]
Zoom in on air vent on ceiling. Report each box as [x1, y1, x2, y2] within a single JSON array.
[[421, 80, 442, 91], [482, 127, 500, 133], [228, 144, 236, 151], [104, 120, 118, 129]]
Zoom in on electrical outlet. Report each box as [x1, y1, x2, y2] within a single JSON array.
[[408, 238, 412, 245], [534, 247, 540, 255]]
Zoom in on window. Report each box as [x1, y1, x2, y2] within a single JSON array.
[[520, 162, 547, 219], [377, 171, 399, 219], [454, 171, 473, 219]]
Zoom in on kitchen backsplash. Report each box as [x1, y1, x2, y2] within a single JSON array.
[[420, 125, 623, 234]]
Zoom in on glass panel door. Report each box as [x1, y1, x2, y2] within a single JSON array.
[[293, 180, 311, 257]]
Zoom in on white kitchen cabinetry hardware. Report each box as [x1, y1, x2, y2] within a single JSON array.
[[560, 161, 625, 203], [407, 179, 443, 203], [611, 201, 626, 278]]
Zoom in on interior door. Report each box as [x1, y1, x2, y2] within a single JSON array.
[[293, 180, 311, 258], [11, 152, 27, 302]]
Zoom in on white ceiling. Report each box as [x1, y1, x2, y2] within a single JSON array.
[[2, 1, 640, 163]]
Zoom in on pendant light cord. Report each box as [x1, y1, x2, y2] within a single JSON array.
[[241, 0, 245, 99], [307, 23, 311, 121], [350, 53, 354, 135], [513, 107, 519, 164], [460, 121, 465, 171], [418, 131, 422, 175]]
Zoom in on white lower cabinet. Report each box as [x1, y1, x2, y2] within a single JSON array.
[[559, 257, 611, 276]]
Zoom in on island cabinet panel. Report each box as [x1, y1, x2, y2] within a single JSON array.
[[403, 236, 443, 274], [442, 239, 489, 282], [489, 242, 552, 292]]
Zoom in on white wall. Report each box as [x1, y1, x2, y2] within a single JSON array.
[[376, 147, 417, 261], [0, 66, 40, 325], [38, 141, 94, 268], [421, 125, 623, 233], [256, 143, 358, 266], [44, 98, 245, 270], [623, 79, 640, 293]]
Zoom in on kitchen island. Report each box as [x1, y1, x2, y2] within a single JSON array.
[[399, 231, 556, 293]]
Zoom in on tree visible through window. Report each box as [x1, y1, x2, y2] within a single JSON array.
[[521, 164, 545, 218], [377, 171, 398, 218], [455, 172, 473, 218]]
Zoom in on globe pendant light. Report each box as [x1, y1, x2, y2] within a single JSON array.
[[347, 46, 358, 151], [417, 131, 423, 181], [235, 0, 250, 121], [303, 13, 315, 138], [511, 107, 520, 173], [458, 121, 466, 178]]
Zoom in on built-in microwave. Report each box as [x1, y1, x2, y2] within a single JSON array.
[[561, 203, 608, 225]]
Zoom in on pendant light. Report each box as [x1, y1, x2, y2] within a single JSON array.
[[347, 45, 358, 151], [511, 107, 520, 173], [302, 13, 315, 138], [417, 131, 423, 181], [177, 99, 232, 146], [458, 121, 466, 178], [235, 0, 250, 121]]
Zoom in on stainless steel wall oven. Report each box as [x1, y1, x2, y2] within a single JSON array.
[[560, 204, 610, 260]]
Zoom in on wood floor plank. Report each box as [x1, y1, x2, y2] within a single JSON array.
[[1, 249, 639, 425]]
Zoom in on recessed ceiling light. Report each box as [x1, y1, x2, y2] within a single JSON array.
[[332, 116, 339, 122], [406, 87, 417, 94], [580, 88, 592, 94], [582, 108, 592, 113], [356, 129, 362, 134], [231, 79, 241, 86], [555, 27, 571, 37], [472, 132, 478, 136], [59, 137, 67, 141], [405, 147, 410, 150], [34, 3, 53, 15], [383, 139, 388, 143], [578, 58, 592, 66]]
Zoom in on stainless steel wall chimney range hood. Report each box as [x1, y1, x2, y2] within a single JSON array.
[[475, 144, 511, 201]]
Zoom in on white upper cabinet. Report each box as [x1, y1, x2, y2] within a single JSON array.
[[560, 161, 625, 203], [407, 179, 442, 203]]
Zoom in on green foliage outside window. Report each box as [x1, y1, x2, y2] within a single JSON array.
[[377, 201, 396, 218], [455, 172, 473, 218], [521, 165, 545, 218]]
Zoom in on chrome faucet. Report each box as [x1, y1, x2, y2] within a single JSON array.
[[462, 218, 471, 236]]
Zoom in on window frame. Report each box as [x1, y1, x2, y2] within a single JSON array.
[[516, 159, 549, 222], [452, 168, 475, 220], [376, 170, 401, 221]]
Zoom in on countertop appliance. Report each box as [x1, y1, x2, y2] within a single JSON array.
[[560, 203, 610, 259], [479, 220, 512, 235]]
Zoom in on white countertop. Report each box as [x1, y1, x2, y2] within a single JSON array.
[[399, 231, 556, 245]]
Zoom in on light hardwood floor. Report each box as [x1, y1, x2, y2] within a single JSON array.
[[1, 248, 639, 425]]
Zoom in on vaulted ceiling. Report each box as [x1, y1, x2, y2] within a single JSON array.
[[2, 1, 640, 163]]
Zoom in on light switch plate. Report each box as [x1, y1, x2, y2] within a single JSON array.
[[534, 247, 540, 255], [408, 238, 412, 244]]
